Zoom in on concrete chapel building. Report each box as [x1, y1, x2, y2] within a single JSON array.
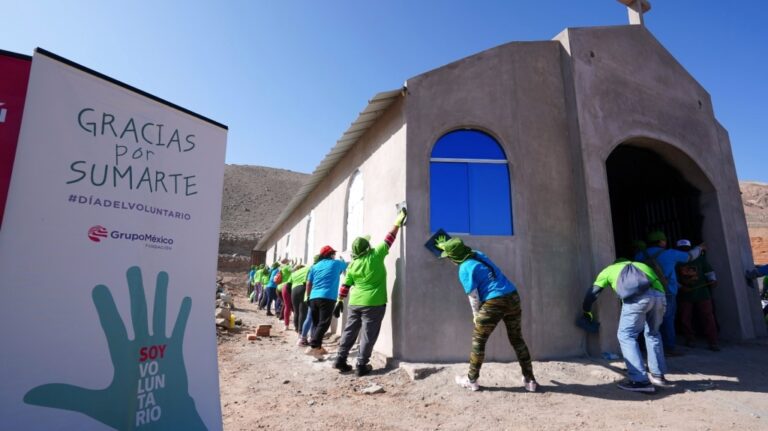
[[255, 5, 766, 362]]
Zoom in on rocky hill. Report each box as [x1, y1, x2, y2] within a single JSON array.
[[218, 165, 308, 268], [741, 181, 768, 264]]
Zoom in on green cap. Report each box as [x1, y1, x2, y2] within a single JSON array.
[[646, 230, 667, 243], [439, 238, 474, 263], [351, 235, 372, 259]]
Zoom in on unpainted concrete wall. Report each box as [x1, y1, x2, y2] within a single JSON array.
[[402, 40, 591, 361], [263, 100, 407, 355], [559, 25, 766, 346]]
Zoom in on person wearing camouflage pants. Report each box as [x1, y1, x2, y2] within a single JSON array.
[[436, 236, 537, 392], [470, 292, 534, 383]]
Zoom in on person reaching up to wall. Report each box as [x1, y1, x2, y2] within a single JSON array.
[[581, 258, 672, 393], [674, 239, 720, 351], [304, 246, 348, 359], [435, 236, 537, 393], [636, 231, 704, 356], [247, 264, 257, 298], [264, 262, 281, 316], [290, 263, 310, 337], [333, 208, 406, 377], [279, 259, 293, 330], [258, 264, 270, 310]]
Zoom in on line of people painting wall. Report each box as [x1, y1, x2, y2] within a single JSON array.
[[245, 214, 768, 394]]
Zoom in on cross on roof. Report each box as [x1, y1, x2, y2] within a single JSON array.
[[617, 0, 651, 25]]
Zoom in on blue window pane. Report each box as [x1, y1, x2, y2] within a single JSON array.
[[431, 130, 506, 160], [430, 162, 469, 234], [468, 164, 513, 235]]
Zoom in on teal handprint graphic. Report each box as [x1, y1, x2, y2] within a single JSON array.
[[24, 266, 206, 430]]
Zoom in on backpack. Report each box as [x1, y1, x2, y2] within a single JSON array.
[[641, 249, 669, 290], [616, 263, 652, 300]]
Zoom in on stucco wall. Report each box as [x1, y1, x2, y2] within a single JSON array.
[[402, 40, 591, 361], [261, 24, 763, 365], [560, 25, 766, 344], [263, 99, 407, 356]]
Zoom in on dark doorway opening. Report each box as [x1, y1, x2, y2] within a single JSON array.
[[607, 145, 703, 259]]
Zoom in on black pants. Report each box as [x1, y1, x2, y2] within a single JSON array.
[[292, 284, 307, 332], [309, 298, 336, 348]]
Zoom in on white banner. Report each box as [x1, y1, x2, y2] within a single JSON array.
[[0, 50, 226, 430]]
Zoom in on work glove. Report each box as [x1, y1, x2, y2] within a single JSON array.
[[333, 300, 344, 318], [394, 208, 408, 227], [435, 235, 449, 250]]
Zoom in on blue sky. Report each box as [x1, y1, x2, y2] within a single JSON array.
[[4, 1, 767, 182]]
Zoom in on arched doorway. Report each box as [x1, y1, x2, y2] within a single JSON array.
[[605, 140, 736, 344], [606, 143, 707, 258]]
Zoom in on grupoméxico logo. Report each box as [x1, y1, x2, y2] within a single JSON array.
[[88, 225, 174, 250], [88, 225, 108, 242]]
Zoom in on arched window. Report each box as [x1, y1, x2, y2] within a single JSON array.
[[430, 129, 513, 235], [344, 170, 364, 251], [304, 210, 315, 263]]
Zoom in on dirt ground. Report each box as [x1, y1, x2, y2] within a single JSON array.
[[216, 273, 768, 431]]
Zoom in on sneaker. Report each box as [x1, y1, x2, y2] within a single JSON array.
[[522, 377, 539, 392], [454, 375, 480, 392], [647, 374, 675, 388], [334, 360, 353, 373], [317, 347, 328, 355], [266, 312, 274, 316], [297, 337, 309, 347], [616, 379, 656, 393], [356, 364, 373, 377]]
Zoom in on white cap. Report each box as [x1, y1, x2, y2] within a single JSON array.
[[676, 239, 692, 247]]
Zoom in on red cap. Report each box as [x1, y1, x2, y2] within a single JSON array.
[[319, 245, 336, 257]]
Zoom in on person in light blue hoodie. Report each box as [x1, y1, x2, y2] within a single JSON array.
[[437, 236, 537, 393]]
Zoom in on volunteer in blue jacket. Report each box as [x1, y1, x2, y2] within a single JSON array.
[[264, 262, 281, 316], [635, 231, 703, 355], [304, 245, 347, 359], [436, 236, 537, 392]]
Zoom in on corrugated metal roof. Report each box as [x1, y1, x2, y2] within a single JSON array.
[[255, 88, 403, 251]]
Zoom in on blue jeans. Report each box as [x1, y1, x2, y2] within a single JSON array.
[[660, 293, 677, 350], [265, 287, 277, 313], [301, 307, 313, 338], [617, 290, 667, 383]]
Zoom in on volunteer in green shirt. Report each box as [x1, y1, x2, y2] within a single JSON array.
[[258, 266, 270, 309], [581, 258, 671, 393], [290, 263, 311, 337], [333, 208, 406, 376], [279, 260, 293, 329], [251, 264, 265, 304]]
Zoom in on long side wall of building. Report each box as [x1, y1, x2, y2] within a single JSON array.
[[263, 100, 407, 355]]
